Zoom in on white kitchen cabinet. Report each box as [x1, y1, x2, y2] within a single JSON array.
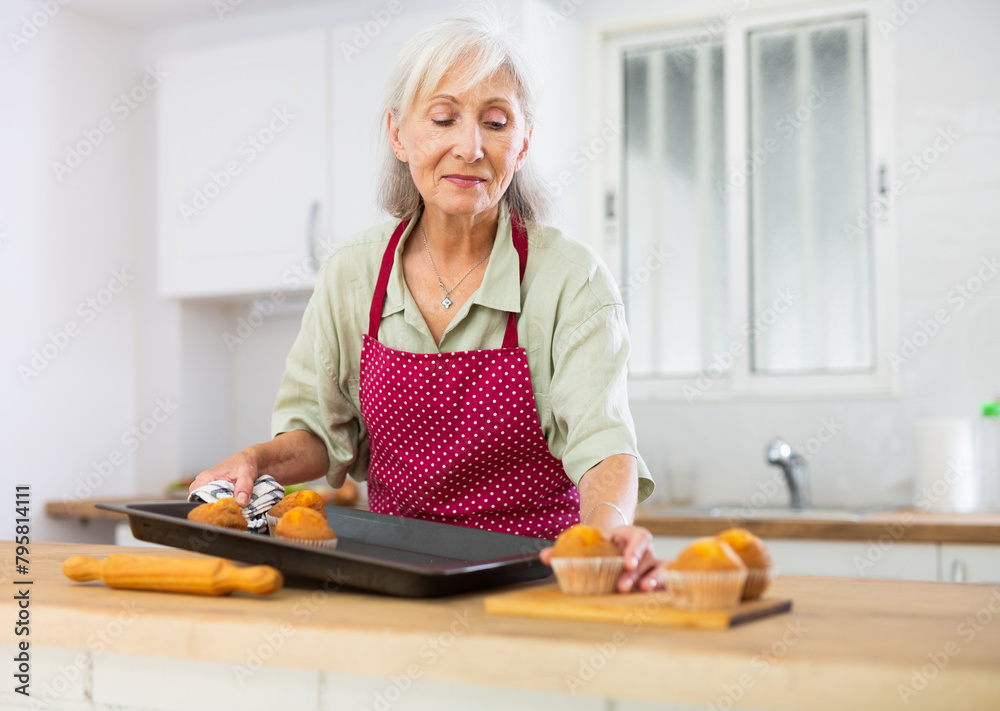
[[652, 536, 939, 581], [157, 29, 327, 298], [940, 543, 1000, 583]]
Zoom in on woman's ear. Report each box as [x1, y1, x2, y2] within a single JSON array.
[[514, 124, 532, 172], [387, 111, 407, 162]]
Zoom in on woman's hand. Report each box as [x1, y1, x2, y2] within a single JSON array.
[[609, 525, 663, 593], [188, 449, 260, 506], [538, 524, 664, 594], [188, 431, 331, 507]]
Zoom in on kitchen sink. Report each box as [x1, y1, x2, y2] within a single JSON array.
[[657, 505, 899, 521]]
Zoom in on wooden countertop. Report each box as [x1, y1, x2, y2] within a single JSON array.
[[636, 506, 1000, 544], [3, 541, 999, 710]]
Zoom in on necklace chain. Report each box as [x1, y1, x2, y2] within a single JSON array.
[[421, 223, 490, 309]]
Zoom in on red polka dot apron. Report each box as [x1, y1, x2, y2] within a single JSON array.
[[359, 213, 580, 540]]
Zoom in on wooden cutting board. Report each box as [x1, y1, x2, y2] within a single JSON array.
[[484, 585, 792, 629]]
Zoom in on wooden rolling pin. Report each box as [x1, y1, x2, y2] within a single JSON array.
[[63, 554, 283, 596]]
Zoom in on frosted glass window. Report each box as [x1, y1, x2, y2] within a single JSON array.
[[748, 17, 874, 374], [623, 43, 727, 378]]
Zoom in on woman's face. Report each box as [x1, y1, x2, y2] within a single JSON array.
[[390, 68, 531, 221]]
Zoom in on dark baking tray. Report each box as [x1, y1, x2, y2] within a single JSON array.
[[97, 501, 554, 598]]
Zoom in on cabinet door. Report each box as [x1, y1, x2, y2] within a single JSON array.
[[940, 544, 1000, 583], [157, 30, 327, 298]]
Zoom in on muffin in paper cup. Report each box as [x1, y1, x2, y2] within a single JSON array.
[[742, 565, 776, 600], [551, 557, 624, 595], [664, 569, 747, 609], [274, 533, 338, 550], [266, 514, 280, 536]]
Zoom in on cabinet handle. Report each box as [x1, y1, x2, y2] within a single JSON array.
[[951, 559, 967, 583], [307, 201, 320, 270]]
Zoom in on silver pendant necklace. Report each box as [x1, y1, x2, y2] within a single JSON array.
[[421, 223, 490, 309]]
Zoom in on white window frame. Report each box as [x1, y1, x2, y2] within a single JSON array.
[[596, 0, 898, 402]]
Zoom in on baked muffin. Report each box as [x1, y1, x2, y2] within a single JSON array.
[[550, 524, 624, 595], [187, 498, 247, 531], [715, 528, 775, 600], [270, 489, 326, 518], [665, 537, 747, 609], [267, 489, 327, 535], [274, 507, 337, 548]]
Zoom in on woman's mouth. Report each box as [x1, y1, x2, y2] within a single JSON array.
[[442, 174, 486, 188]]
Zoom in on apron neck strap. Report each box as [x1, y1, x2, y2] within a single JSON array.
[[368, 209, 529, 348], [501, 210, 528, 349], [368, 218, 411, 340]]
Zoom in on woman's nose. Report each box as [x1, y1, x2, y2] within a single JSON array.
[[452, 121, 484, 162]]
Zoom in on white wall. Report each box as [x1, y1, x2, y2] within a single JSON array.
[[0, 2, 152, 542]]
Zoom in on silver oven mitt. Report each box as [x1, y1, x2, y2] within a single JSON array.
[[187, 475, 285, 535]]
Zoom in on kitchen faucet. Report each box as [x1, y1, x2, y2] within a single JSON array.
[[766, 438, 811, 509]]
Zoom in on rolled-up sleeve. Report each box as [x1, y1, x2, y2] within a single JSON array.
[[271, 261, 365, 488], [548, 301, 654, 502]]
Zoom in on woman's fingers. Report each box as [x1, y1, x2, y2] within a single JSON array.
[[610, 526, 654, 571], [232, 468, 256, 506], [538, 546, 553, 565], [187, 451, 260, 507], [616, 548, 659, 593], [637, 560, 669, 592]]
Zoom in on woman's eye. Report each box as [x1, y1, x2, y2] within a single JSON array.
[[431, 118, 455, 126], [485, 120, 507, 130]]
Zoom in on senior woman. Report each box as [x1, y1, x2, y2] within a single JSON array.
[[191, 11, 660, 593]]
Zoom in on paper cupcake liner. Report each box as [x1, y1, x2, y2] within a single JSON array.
[[274, 534, 338, 549], [551, 557, 624, 595], [664, 569, 747, 609], [742, 565, 776, 600]]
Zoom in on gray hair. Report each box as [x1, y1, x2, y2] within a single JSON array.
[[377, 6, 551, 223]]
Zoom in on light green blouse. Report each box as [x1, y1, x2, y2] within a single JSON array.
[[272, 202, 653, 502]]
